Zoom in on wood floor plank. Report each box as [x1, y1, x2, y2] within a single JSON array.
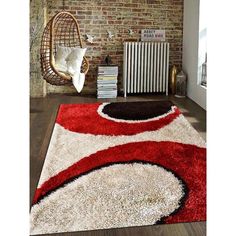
[[30, 94, 206, 236]]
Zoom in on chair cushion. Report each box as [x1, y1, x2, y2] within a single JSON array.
[[55, 46, 72, 72], [66, 48, 87, 75]]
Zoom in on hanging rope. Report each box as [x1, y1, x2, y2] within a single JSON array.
[[63, 0, 65, 10]]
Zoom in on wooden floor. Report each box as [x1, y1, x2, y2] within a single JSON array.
[[30, 94, 206, 236]]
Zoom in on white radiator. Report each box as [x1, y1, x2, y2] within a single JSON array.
[[123, 42, 169, 97]]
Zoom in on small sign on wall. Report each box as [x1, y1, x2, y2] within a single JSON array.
[[141, 29, 165, 42]]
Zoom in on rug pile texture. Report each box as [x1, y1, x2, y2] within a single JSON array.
[[30, 101, 206, 235]]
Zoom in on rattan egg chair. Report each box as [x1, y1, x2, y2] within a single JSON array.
[[40, 11, 89, 85]]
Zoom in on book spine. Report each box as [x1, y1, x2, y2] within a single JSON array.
[[97, 66, 118, 98]]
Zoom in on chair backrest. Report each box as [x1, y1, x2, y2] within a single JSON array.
[[50, 12, 83, 59]]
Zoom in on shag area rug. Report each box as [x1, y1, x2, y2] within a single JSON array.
[[30, 101, 206, 235]]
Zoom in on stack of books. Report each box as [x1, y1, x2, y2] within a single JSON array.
[[97, 65, 118, 98]]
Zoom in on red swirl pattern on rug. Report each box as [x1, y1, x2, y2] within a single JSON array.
[[33, 141, 206, 223], [56, 102, 181, 135]]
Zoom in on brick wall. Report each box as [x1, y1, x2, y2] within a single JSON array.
[[33, 0, 183, 95]]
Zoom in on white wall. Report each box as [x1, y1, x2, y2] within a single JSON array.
[[183, 0, 206, 110]]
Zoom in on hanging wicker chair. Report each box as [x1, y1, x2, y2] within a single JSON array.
[[40, 11, 89, 86]]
